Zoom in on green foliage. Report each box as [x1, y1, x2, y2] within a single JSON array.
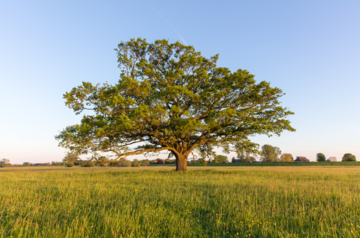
[[62, 153, 79, 164], [199, 159, 207, 166], [215, 155, 228, 163], [1, 167, 360, 237], [280, 153, 293, 162], [81, 161, 95, 167], [261, 145, 281, 162], [141, 160, 150, 167], [94, 156, 109, 167], [55, 38, 295, 171], [316, 153, 326, 162], [132, 159, 141, 167], [109, 161, 120, 167], [0, 159, 11, 167], [66, 162, 74, 167], [236, 147, 257, 162], [342, 153, 356, 161], [121, 160, 132, 167]]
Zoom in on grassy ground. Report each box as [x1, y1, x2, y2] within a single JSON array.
[[1, 166, 360, 237], [151, 161, 360, 167]]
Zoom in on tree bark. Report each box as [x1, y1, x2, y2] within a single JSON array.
[[175, 154, 188, 171]]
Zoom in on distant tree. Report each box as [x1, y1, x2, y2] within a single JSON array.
[[0, 159, 11, 167], [199, 158, 207, 166], [327, 156, 337, 162], [316, 153, 326, 162], [232, 157, 237, 163], [215, 155, 228, 163], [63, 152, 80, 164], [261, 145, 281, 162], [81, 161, 95, 167], [55, 38, 295, 172], [66, 162, 74, 167], [121, 160, 132, 167], [109, 161, 120, 167], [236, 147, 257, 162], [94, 156, 110, 167], [142, 160, 150, 167], [133, 159, 141, 167], [23, 162, 30, 166], [342, 153, 356, 162], [280, 153, 293, 162], [237, 151, 250, 162]]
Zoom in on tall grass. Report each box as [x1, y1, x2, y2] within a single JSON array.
[[150, 161, 360, 167], [0, 166, 360, 237]]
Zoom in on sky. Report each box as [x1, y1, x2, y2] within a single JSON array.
[[0, 0, 359, 163]]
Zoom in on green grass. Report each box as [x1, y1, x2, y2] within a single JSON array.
[[150, 161, 360, 166], [1, 166, 360, 237]]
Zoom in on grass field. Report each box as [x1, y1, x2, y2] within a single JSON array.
[[152, 161, 360, 167], [1, 166, 360, 237]]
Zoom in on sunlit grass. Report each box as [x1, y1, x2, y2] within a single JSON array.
[[1, 166, 359, 237]]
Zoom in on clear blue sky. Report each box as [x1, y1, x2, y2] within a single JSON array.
[[1, 0, 359, 163]]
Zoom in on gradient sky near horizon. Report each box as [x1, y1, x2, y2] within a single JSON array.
[[1, 0, 359, 163]]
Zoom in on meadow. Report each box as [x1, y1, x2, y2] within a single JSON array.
[[1, 166, 360, 237]]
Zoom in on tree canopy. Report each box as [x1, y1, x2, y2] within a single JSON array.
[[316, 153, 326, 162], [55, 38, 295, 171], [280, 153, 293, 162], [342, 153, 356, 162], [261, 145, 282, 162], [214, 155, 228, 163]]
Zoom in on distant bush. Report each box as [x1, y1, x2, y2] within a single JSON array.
[[66, 162, 74, 167], [81, 161, 95, 167], [342, 153, 356, 162], [121, 160, 132, 167], [142, 160, 150, 167], [316, 153, 326, 162], [109, 161, 120, 167], [280, 153, 293, 162], [133, 159, 141, 167]]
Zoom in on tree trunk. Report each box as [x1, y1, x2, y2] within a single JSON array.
[[175, 154, 188, 172]]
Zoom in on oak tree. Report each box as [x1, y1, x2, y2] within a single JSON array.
[[55, 38, 295, 171]]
